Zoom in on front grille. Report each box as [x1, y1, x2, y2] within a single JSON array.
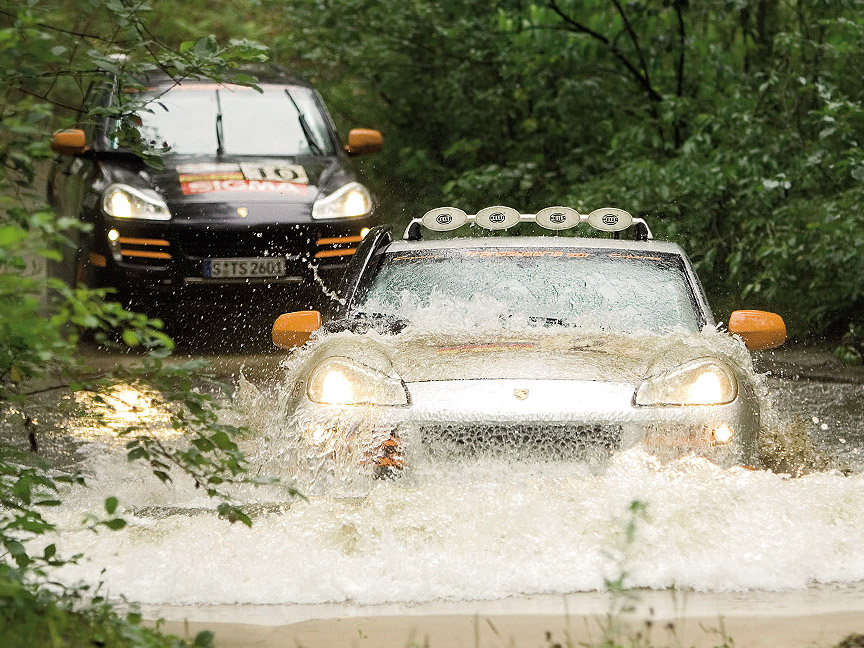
[[419, 423, 622, 459], [175, 228, 307, 260]]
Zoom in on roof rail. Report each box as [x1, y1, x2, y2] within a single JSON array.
[[403, 206, 653, 242]]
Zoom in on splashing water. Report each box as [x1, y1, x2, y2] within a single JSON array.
[[35, 348, 864, 607]]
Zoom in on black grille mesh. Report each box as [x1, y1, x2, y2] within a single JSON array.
[[418, 423, 622, 459]]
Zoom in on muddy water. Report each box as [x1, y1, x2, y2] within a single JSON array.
[[3, 346, 864, 609]]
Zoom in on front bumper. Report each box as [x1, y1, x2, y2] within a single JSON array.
[[87, 215, 376, 300], [294, 378, 762, 470]]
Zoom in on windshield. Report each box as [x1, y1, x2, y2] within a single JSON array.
[[111, 83, 335, 156], [355, 247, 702, 334]]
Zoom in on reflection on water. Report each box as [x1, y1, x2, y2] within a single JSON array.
[[69, 384, 175, 440]]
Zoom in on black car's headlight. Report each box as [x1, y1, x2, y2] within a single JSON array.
[[102, 184, 171, 221], [311, 182, 372, 219], [635, 359, 738, 406], [307, 356, 408, 406]]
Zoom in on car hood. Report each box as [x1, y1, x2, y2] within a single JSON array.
[[99, 154, 357, 224], [300, 328, 754, 384]]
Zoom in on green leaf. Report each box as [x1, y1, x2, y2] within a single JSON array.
[[121, 329, 140, 347], [5, 539, 26, 557], [105, 496, 118, 515], [0, 224, 27, 247], [153, 470, 172, 484], [127, 447, 148, 461], [210, 430, 236, 451], [13, 476, 32, 505], [105, 518, 127, 530]]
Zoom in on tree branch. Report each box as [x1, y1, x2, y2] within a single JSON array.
[[610, 0, 653, 95], [674, 2, 686, 98], [672, 1, 687, 149], [0, 8, 110, 41], [546, 0, 663, 104], [13, 87, 82, 112]]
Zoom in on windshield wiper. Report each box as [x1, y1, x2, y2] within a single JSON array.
[[215, 89, 225, 156], [284, 88, 324, 156], [341, 311, 408, 335]]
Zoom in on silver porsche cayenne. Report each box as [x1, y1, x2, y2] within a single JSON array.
[[273, 206, 786, 475]]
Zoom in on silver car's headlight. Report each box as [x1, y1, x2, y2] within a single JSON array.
[[102, 184, 171, 220], [307, 356, 408, 406], [635, 359, 738, 406], [311, 182, 372, 219]]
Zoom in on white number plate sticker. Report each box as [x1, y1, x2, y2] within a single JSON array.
[[203, 257, 286, 279]]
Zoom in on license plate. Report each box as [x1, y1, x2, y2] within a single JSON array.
[[202, 257, 286, 279]]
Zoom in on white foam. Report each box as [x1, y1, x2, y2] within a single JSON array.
[[44, 443, 864, 606]]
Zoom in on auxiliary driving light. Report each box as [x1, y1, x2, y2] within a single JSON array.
[[712, 425, 734, 445]]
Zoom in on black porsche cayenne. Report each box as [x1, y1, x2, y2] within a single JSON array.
[[47, 71, 383, 319]]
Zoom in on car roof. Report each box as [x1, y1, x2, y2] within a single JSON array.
[[385, 235, 687, 256]]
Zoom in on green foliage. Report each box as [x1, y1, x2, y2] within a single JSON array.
[[0, 563, 214, 648], [0, 0, 278, 642], [834, 322, 864, 365]]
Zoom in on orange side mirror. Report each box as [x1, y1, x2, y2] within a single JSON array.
[[728, 310, 786, 350], [51, 129, 87, 155], [272, 310, 322, 349], [345, 128, 383, 156]]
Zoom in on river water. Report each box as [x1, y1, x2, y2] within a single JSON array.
[[8, 348, 863, 610]]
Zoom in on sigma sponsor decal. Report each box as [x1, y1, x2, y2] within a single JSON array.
[[178, 162, 309, 195], [182, 180, 307, 195]]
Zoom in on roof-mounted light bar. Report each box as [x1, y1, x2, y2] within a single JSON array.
[[404, 205, 652, 241]]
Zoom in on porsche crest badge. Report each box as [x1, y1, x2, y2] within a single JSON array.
[[514, 389, 529, 401]]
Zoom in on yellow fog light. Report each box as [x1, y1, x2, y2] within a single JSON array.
[[107, 229, 120, 242], [361, 227, 370, 238], [712, 424, 733, 445]]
